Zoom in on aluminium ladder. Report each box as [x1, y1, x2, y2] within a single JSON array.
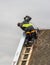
[[17, 41, 35, 65]]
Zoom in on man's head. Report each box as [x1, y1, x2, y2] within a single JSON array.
[[24, 16, 32, 22]]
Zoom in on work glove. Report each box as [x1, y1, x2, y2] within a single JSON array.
[[17, 23, 22, 27]]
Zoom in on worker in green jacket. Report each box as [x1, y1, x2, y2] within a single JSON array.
[[17, 16, 37, 43]]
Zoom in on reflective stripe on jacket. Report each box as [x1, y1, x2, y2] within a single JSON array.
[[26, 30, 36, 34], [22, 23, 32, 28]]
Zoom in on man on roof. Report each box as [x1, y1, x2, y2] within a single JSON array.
[[17, 16, 38, 44]]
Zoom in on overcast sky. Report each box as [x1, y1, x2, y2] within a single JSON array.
[[0, 0, 50, 65]]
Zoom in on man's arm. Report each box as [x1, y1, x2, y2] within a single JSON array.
[[17, 23, 25, 31]]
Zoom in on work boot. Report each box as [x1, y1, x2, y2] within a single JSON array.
[[24, 39, 28, 45], [31, 38, 34, 43], [29, 41, 32, 44]]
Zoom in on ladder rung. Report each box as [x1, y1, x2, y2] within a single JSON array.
[[23, 53, 30, 54], [23, 54, 29, 59], [22, 59, 28, 61], [26, 47, 32, 48], [21, 60, 27, 65], [25, 48, 31, 53]]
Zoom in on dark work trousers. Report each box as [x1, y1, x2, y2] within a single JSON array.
[[25, 34, 31, 42], [31, 32, 37, 39], [25, 26, 37, 41], [25, 26, 37, 42], [25, 32, 37, 42]]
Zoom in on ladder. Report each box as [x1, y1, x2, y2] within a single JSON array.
[[17, 42, 35, 65]]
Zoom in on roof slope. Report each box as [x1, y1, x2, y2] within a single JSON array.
[[32, 30, 50, 65]]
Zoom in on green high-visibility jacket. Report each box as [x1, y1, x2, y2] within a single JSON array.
[[22, 23, 33, 28]]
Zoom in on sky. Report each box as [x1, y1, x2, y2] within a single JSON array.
[[0, 0, 50, 65]]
